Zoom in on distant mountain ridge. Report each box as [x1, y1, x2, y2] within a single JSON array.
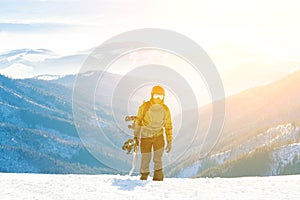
[[0, 48, 88, 79]]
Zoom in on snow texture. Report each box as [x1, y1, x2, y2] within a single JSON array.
[[0, 173, 299, 200]]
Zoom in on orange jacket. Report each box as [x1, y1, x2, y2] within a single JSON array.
[[134, 100, 173, 142]]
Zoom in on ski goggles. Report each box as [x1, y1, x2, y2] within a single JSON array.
[[153, 94, 164, 100]]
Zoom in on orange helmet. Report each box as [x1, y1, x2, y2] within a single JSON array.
[[151, 85, 165, 95]]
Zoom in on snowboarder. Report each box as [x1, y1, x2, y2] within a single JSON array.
[[133, 85, 173, 181]]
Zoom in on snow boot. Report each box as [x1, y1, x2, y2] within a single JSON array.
[[153, 169, 164, 181], [140, 172, 149, 180]]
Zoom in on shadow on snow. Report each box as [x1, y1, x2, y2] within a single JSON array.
[[112, 178, 149, 191]]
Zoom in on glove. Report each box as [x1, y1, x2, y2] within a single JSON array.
[[165, 141, 172, 153], [134, 137, 139, 146]]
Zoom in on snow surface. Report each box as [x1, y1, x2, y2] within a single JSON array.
[[0, 173, 299, 200]]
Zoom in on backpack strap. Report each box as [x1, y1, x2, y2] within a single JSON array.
[[142, 101, 151, 120]]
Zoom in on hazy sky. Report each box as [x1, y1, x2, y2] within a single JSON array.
[[0, 0, 300, 95]]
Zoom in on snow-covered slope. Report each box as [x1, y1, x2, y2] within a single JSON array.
[[0, 75, 122, 174], [175, 123, 300, 178], [0, 173, 299, 200], [270, 143, 300, 175]]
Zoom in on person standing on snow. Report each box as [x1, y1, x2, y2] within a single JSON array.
[[133, 85, 173, 181]]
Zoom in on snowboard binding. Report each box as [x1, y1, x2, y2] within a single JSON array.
[[122, 138, 138, 154]]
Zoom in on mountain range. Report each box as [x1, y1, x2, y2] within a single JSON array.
[[168, 70, 300, 177], [0, 72, 128, 174], [0, 48, 299, 177]]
